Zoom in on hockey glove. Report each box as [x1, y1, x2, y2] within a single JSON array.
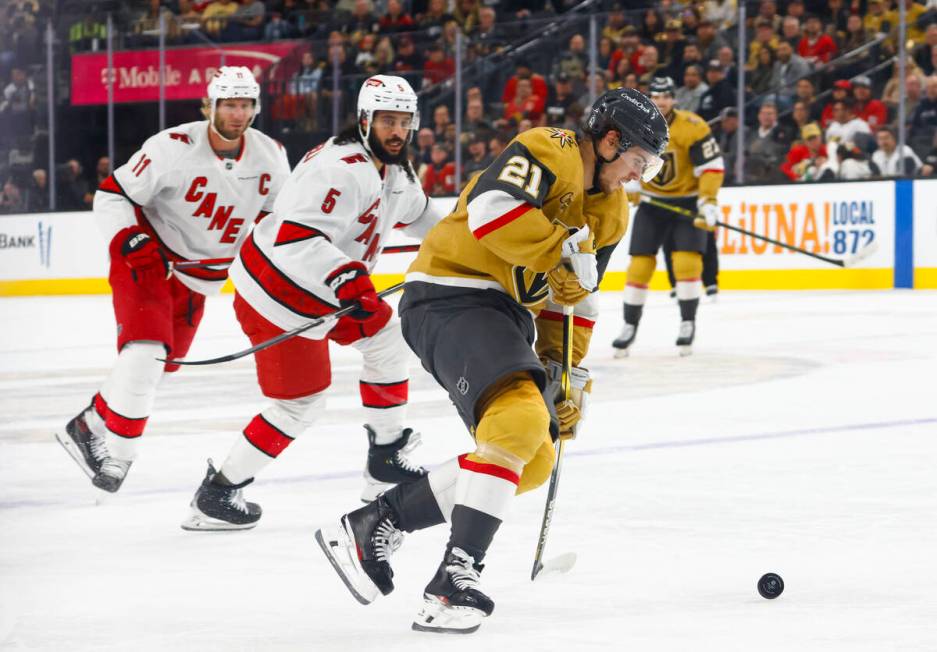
[[697, 199, 720, 230], [547, 265, 591, 306], [110, 227, 169, 283], [560, 226, 598, 292], [326, 261, 392, 337], [543, 357, 592, 440]]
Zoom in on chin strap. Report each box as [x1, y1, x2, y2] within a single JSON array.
[[590, 136, 621, 191]]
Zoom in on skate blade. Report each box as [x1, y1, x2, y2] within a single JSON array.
[[180, 510, 258, 532], [55, 432, 96, 480], [315, 524, 380, 605], [678, 345, 693, 357], [613, 347, 631, 359], [411, 595, 485, 634]]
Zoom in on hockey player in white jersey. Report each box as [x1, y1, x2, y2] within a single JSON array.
[[56, 66, 290, 493], [180, 75, 443, 531]]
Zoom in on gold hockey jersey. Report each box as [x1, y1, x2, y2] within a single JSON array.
[[406, 126, 628, 365], [642, 109, 724, 202]]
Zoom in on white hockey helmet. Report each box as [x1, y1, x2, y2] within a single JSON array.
[[207, 66, 261, 127], [357, 74, 419, 144]]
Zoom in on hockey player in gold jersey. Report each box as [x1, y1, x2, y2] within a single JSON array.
[[612, 76, 725, 356], [316, 89, 669, 633]]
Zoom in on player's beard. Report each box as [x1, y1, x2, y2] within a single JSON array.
[[213, 115, 247, 142], [368, 131, 410, 166]]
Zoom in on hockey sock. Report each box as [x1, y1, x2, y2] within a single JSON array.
[[679, 297, 700, 321], [219, 394, 323, 485], [98, 341, 165, 460], [623, 300, 644, 325], [447, 454, 519, 563], [359, 379, 408, 444], [672, 250, 703, 322]]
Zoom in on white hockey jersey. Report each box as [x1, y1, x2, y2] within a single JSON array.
[[94, 120, 290, 295], [229, 137, 439, 335]]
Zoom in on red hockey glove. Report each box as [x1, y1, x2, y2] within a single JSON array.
[[110, 227, 169, 282], [326, 262, 392, 339]]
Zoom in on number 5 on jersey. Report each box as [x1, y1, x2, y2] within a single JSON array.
[[322, 188, 341, 214]]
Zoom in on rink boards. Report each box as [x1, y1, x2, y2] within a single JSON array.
[[0, 179, 933, 296]]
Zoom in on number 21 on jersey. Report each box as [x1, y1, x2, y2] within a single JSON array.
[[497, 156, 542, 198]]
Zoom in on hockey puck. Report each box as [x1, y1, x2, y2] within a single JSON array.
[[757, 573, 784, 599]]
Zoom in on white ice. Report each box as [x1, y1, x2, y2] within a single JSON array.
[[1, 290, 936, 651]]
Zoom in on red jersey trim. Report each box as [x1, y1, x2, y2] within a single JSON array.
[[472, 203, 532, 240], [458, 454, 520, 485], [274, 220, 331, 247]]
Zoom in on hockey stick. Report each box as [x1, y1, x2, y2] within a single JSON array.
[[640, 195, 879, 268], [170, 245, 421, 270], [157, 282, 405, 367], [531, 305, 578, 581]]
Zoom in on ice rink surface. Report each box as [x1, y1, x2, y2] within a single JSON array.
[[1, 289, 936, 651]]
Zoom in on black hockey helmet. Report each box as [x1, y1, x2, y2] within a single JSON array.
[[648, 76, 677, 97], [584, 88, 669, 181]]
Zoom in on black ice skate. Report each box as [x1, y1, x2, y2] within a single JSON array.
[[360, 426, 427, 502], [56, 408, 106, 481], [612, 322, 638, 358], [180, 460, 262, 531], [676, 320, 696, 357], [315, 496, 403, 605], [412, 547, 494, 634], [57, 407, 132, 492]]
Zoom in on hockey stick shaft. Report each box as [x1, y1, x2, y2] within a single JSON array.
[[531, 305, 574, 581], [640, 195, 848, 267], [171, 245, 420, 270], [158, 282, 405, 367]]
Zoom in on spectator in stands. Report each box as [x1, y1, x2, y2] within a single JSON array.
[[587, 71, 608, 98], [472, 6, 502, 58], [701, 0, 737, 31], [415, 127, 434, 167], [264, 11, 297, 40], [852, 75, 888, 130], [695, 18, 729, 62], [640, 8, 664, 42], [780, 16, 802, 49], [609, 56, 633, 89], [57, 159, 89, 212], [746, 101, 791, 181], [293, 51, 323, 131], [756, 0, 782, 32], [86, 156, 111, 207], [659, 19, 687, 79], [612, 25, 643, 73], [872, 126, 922, 176], [799, 13, 838, 65], [794, 77, 823, 122], [393, 34, 424, 73], [824, 0, 851, 39], [863, 0, 891, 39], [909, 75, 937, 154], [698, 60, 735, 121], [597, 37, 616, 73], [462, 132, 492, 180], [344, 0, 379, 37], [503, 77, 543, 124], [838, 14, 877, 79], [749, 44, 777, 97], [886, 0, 928, 45], [417, 0, 452, 39], [883, 66, 924, 118], [488, 133, 506, 159], [772, 40, 812, 109], [785, 0, 806, 20], [713, 106, 739, 175], [748, 18, 780, 69], [717, 45, 739, 87], [25, 168, 47, 213], [677, 41, 704, 81], [919, 132, 937, 176], [517, 118, 534, 134], [553, 34, 589, 88], [464, 97, 494, 140], [379, 0, 415, 33], [502, 60, 547, 114], [426, 103, 449, 142], [422, 142, 455, 196], [422, 42, 454, 86], [824, 99, 872, 147], [635, 44, 663, 80], [0, 176, 24, 214], [781, 99, 813, 143], [201, 0, 239, 38], [675, 65, 708, 114], [913, 24, 937, 75], [816, 143, 875, 180], [602, 3, 629, 44], [820, 79, 853, 127], [453, 0, 480, 34], [544, 73, 577, 127], [0, 66, 35, 146], [222, 0, 265, 42], [781, 122, 828, 181]]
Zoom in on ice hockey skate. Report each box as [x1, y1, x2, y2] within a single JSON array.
[[412, 547, 494, 634], [360, 426, 427, 502], [181, 460, 262, 531], [612, 322, 638, 358], [676, 320, 696, 356], [56, 407, 133, 493], [316, 496, 403, 605]]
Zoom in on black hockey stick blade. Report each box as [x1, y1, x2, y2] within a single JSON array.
[[158, 282, 404, 367]]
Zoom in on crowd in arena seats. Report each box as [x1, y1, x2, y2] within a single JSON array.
[[8, 0, 937, 212]]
